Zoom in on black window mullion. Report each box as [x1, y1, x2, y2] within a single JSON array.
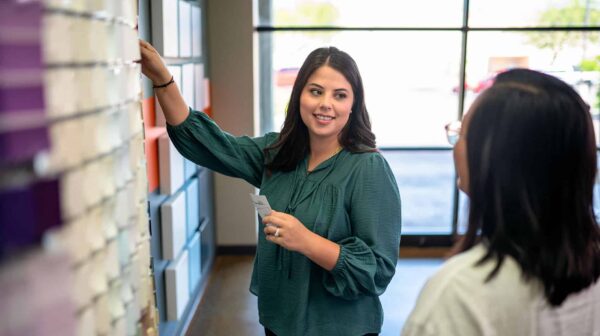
[[451, 0, 471, 239]]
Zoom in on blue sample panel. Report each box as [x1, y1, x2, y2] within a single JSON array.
[[188, 232, 201, 294], [200, 218, 213, 275], [185, 178, 200, 239], [184, 158, 197, 180]]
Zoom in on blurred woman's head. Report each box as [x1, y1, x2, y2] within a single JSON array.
[[455, 68, 600, 306]]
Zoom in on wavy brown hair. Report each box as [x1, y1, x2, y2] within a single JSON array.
[[264, 47, 376, 173]]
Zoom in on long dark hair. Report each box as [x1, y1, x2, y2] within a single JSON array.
[[264, 47, 376, 173], [455, 68, 600, 306]]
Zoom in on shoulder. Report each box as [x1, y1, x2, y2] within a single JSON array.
[[264, 132, 280, 143], [345, 150, 391, 172], [348, 149, 385, 160], [408, 245, 579, 335], [344, 150, 396, 186], [259, 132, 280, 148], [407, 246, 490, 320], [427, 245, 490, 289], [248, 132, 280, 150], [406, 245, 536, 332], [341, 150, 400, 202], [422, 246, 488, 294]]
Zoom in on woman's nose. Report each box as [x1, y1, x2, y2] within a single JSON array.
[[319, 95, 332, 110]]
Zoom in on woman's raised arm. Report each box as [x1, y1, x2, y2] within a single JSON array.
[[138, 39, 189, 126]]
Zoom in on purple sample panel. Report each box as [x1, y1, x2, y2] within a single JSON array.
[[0, 126, 49, 164], [0, 1, 43, 72], [0, 186, 37, 247], [33, 179, 62, 235], [0, 179, 62, 254], [0, 2, 42, 31], [0, 44, 43, 70], [0, 0, 47, 163], [0, 86, 45, 112]]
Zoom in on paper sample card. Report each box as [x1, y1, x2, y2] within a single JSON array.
[[194, 64, 204, 111], [165, 250, 190, 321], [249, 194, 272, 218], [158, 133, 184, 195], [161, 191, 187, 260]]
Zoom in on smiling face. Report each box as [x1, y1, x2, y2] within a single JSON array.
[[299, 65, 354, 146]]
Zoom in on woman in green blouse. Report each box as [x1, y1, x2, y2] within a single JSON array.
[[140, 40, 402, 336]]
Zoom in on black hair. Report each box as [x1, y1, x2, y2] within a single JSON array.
[[264, 47, 376, 173], [456, 68, 600, 306]]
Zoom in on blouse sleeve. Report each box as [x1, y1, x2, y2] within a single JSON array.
[[323, 153, 402, 299], [166, 108, 276, 188]]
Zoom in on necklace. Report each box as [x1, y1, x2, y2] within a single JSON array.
[[307, 146, 343, 173]]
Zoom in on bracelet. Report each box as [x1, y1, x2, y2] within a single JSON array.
[[153, 75, 174, 89]]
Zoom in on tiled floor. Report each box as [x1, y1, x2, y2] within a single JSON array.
[[186, 255, 443, 336]]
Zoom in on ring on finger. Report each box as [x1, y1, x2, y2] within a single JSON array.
[[274, 228, 280, 237]]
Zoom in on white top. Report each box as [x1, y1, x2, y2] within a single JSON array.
[[402, 244, 600, 336]]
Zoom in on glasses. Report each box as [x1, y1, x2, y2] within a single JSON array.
[[445, 121, 462, 146]]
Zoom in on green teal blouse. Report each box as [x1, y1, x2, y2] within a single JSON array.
[[167, 109, 402, 336]]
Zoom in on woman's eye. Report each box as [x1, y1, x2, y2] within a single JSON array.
[[335, 93, 347, 99], [310, 89, 321, 95]]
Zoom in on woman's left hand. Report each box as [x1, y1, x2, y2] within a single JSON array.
[[263, 211, 313, 253], [138, 40, 172, 85]]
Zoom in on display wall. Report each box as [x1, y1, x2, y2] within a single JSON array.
[[0, 1, 156, 335], [0, 1, 214, 335]]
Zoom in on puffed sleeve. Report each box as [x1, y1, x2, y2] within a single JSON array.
[[324, 153, 402, 299], [166, 108, 277, 188]]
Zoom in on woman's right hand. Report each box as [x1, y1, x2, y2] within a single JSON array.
[[138, 40, 172, 85]]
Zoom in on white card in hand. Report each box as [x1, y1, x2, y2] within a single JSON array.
[[249, 194, 272, 218]]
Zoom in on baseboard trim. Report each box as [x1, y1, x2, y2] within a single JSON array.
[[217, 244, 449, 258], [400, 235, 454, 247], [217, 245, 256, 255], [400, 247, 450, 258]]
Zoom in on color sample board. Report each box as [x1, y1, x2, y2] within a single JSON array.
[[165, 250, 189, 321]]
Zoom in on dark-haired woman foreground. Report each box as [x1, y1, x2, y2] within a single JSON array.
[[139, 40, 401, 336], [403, 68, 600, 336]]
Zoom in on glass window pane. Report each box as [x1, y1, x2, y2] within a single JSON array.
[[463, 31, 600, 140], [382, 150, 455, 234], [258, 0, 464, 28], [457, 191, 469, 234], [264, 31, 463, 147], [179, 1, 192, 57], [469, 0, 600, 28]]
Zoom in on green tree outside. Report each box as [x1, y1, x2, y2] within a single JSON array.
[[526, 0, 600, 111], [526, 0, 600, 64], [274, 1, 339, 26]]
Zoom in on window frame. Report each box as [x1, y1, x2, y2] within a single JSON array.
[[255, 0, 600, 247]]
